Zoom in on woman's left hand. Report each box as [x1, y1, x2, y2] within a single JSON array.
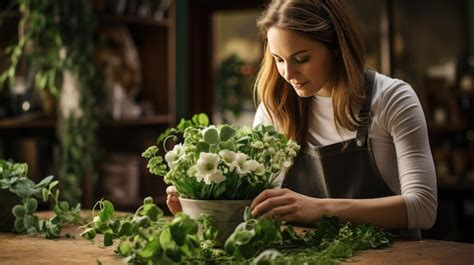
[[250, 188, 322, 224]]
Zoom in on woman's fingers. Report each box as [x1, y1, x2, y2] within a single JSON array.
[[260, 204, 297, 220], [251, 188, 289, 209], [166, 193, 182, 215], [252, 189, 294, 218], [166, 185, 178, 195], [166, 186, 181, 215]]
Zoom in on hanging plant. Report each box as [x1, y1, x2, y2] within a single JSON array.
[[0, 0, 103, 205]]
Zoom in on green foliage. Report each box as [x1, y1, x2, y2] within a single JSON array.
[[0, 159, 81, 238], [81, 197, 206, 264], [81, 199, 393, 264], [0, 0, 103, 204], [143, 113, 301, 200], [215, 54, 256, 123]]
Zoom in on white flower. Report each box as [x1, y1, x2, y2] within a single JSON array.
[[205, 171, 225, 184], [233, 152, 250, 175], [165, 144, 184, 169], [194, 152, 225, 184], [219, 150, 237, 170], [243, 160, 265, 176]]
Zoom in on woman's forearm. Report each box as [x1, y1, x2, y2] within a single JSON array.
[[317, 195, 408, 229]]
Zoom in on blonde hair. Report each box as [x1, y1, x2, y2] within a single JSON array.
[[255, 0, 366, 144]]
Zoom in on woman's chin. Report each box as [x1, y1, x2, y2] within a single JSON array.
[[294, 90, 315, 98]]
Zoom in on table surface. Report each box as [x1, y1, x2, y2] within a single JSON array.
[[0, 215, 473, 265]]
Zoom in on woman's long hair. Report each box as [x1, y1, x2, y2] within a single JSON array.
[[254, 0, 366, 144]]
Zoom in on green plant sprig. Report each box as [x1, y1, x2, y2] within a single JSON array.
[[81, 197, 213, 264], [1, 159, 81, 238]]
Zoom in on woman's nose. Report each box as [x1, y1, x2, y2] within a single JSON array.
[[283, 63, 297, 81]]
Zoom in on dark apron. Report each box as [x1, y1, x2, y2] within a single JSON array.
[[282, 70, 420, 239]]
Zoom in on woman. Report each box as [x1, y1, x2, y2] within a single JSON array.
[[168, 0, 437, 237]]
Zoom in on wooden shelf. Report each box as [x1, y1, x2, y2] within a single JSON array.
[[98, 14, 170, 27], [0, 115, 55, 129], [100, 114, 172, 127], [0, 114, 172, 130]]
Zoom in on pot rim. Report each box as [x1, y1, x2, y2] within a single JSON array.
[[178, 197, 253, 203]]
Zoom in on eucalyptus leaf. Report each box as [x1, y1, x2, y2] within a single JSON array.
[[196, 142, 210, 153], [219, 125, 236, 141], [203, 128, 219, 145]]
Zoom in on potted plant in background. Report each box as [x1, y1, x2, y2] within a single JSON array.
[[142, 113, 300, 244], [0, 0, 103, 205]]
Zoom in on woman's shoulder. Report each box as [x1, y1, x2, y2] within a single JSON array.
[[372, 71, 420, 108], [371, 71, 425, 133]]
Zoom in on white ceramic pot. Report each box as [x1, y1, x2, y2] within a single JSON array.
[[178, 197, 252, 246]]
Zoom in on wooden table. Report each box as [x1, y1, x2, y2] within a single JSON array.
[[0, 219, 473, 264]]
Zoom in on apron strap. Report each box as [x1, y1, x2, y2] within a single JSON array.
[[356, 69, 376, 147]]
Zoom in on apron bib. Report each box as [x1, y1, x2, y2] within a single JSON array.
[[282, 70, 420, 239]]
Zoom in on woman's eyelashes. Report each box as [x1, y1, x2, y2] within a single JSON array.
[[294, 56, 309, 63], [273, 55, 310, 64]]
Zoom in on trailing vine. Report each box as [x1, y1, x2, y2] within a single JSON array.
[[0, 0, 103, 204]]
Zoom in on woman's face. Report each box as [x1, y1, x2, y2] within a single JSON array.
[[267, 26, 336, 97]]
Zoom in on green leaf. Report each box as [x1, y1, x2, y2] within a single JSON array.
[[192, 113, 209, 126], [23, 215, 35, 229], [169, 224, 186, 246], [118, 241, 132, 256], [218, 140, 235, 151], [219, 125, 236, 141], [25, 198, 38, 214], [159, 228, 175, 247], [139, 238, 159, 258], [9, 178, 35, 198], [103, 232, 114, 246], [203, 128, 219, 145], [99, 200, 114, 222], [14, 218, 25, 232], [196, 142, 210, 153], [48, 180, 59, 190], [59, 201, 69, 211], [143, 196, 153, 205], [141, 204, 163, 222], [42, 188, 49, 202], [118, 222, 133, 236], [12, 205, 27, 218], [81, 228, 97, 240], [35, 175, 54, 188]]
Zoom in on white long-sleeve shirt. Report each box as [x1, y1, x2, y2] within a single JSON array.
[[253, 72, 438, 230]]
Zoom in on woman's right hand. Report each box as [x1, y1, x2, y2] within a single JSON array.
[[166, 185, 182, 215]]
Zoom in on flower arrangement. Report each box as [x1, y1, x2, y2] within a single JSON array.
[[142, 114, 300, 200]]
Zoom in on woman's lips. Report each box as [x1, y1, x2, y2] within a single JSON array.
[[292, 81, 308, 89]]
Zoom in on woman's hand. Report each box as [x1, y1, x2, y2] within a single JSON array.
[[166, 186, 182, 215], [250, 188, 322, 224]]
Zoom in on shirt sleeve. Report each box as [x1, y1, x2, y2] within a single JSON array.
[[379, 81, 438, 230], [253, 103, 273, 127]]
